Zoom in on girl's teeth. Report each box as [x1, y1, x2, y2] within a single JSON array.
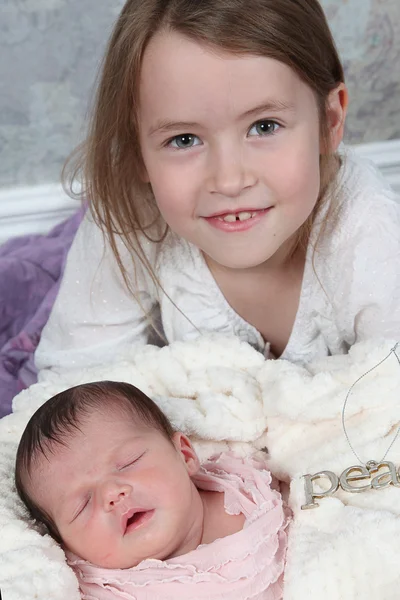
[[222, 214, 237, 222], [220, 211, 255, 223]]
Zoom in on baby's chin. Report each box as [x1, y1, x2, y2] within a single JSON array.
[[65, 538, 168, 570], [64, 518, 186, 569], [65, 547, 141, 570], [91, 556, 141, 569]]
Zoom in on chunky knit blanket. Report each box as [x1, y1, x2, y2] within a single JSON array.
[[1, 336, 400, 600]]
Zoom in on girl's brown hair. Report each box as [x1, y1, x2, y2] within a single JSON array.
[[66, 0, 344, 303]]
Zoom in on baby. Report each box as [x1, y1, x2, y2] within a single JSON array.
[[15, 381, 288, 599]]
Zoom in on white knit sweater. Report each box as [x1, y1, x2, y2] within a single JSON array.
[[35, 148, 400, 377]]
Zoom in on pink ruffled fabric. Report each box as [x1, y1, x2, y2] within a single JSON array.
[[68, 454, 289, 600]]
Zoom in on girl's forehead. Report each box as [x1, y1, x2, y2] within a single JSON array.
[[138, 30, 315, 127], [141, 29, 294, 84]]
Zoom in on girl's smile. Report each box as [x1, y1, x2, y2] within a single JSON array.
[[204, 207, 272, 233]]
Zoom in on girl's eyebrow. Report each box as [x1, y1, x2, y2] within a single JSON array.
[[147, 99, 295, 137], [241, 99, 295, 119], [148, 120, 199, 137]]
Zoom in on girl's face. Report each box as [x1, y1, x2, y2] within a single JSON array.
[[28, 410, 202, 569], [138, 31, 345, 269]]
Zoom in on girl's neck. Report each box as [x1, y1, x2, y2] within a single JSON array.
[[204, 242, 307, 358]]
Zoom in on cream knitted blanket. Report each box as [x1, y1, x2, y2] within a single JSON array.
[[1, 336, 399, 599]]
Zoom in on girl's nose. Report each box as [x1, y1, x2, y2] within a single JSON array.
[[102, 482, 133, 511], [208, 144, 256, 198]]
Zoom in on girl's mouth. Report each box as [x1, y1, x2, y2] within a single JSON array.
[[216, 210, 258, 223], [205, 207, 271, 232]]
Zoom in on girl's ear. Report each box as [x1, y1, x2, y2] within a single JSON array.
[[172, 432, 201, 476], [325, 83, 349, 152]]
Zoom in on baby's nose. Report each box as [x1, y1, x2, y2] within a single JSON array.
[[102, 482, 132, 510]]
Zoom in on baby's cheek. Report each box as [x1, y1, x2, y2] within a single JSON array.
[[62, 518, 101, 556], [94, 546, 119, 568], [147, 471, 182, 504], [70, 529, 116, 565]]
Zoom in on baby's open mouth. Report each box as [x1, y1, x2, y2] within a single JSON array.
[[127, 511, 145, 527], [123, 509, 154, 534]]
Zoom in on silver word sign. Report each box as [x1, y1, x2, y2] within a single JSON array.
[[301, 460, 400, 510]]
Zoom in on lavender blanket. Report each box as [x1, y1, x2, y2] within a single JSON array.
[[0, 209, 83, 418]]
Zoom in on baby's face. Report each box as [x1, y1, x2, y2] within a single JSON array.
[[28, 409, 201, 568]]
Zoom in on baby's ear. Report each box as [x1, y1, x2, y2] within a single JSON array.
[[172, 432, 200, 476]]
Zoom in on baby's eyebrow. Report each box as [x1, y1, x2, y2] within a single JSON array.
[[147, 99, 295, 137]]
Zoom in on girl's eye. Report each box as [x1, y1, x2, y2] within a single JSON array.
[[248, 120, 280, 137], [168, 134, 201, 149]]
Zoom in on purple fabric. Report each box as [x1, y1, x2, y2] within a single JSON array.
[[0, 209, 84, 418]]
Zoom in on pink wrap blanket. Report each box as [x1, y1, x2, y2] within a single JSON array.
[[68, 454, 289, 600]]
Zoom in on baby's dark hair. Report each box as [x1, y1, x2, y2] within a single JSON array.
[[15, 380, 174, 543]]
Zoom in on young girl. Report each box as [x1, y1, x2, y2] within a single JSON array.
[[35, 0, 400, 379], [15, 381, 288, 599]]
